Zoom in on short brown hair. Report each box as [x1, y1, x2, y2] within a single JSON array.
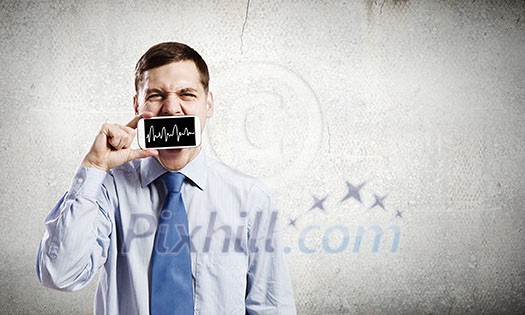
[[134, 42, 209, 92]]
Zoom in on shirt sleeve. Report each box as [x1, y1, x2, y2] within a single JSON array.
[[245, 186, 297, 315], [36, 166, 113, 291]]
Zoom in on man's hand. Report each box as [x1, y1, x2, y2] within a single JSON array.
[[81, 112, 158, 171]]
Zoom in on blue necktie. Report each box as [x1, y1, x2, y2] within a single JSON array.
[[150, 172, 194, 315]]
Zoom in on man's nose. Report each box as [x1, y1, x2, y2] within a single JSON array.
[[161, 93, 183, 116]]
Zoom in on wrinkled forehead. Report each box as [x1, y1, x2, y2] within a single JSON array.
[[137, 61, 205, 92]]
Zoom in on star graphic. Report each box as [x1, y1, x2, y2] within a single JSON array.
[[369, 193, 388, 210], [340, 181, 366, 204], [288, 217, 298, 228], [309, 195, 328, 212], [395, 209, 404, 218]]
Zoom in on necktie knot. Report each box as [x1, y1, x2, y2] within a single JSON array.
[[162, 172, 185, 193]]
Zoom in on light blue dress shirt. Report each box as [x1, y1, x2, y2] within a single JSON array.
[[36, 151, 296, 315]]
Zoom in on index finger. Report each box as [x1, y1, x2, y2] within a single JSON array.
[[126, 111, 155, 129]]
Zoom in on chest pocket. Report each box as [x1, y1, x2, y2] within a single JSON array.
[[193, 252, 248, 315]]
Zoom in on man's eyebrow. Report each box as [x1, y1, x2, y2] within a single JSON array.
[[178, 87, 199, 93], [145, 87, 199, 94], [145, 88, 164, 94]]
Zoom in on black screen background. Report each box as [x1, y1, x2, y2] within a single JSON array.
[[143, 116, 197, 148]]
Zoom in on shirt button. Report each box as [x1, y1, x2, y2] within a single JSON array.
[[48, 243, 59, 260], [76, 178, 84, 184]]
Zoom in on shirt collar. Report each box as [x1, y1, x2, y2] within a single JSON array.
[[140, 150, 208, 191]]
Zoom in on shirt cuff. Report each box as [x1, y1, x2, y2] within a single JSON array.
[[68, 166, 108, 199]]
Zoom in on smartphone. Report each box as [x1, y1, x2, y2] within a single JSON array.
[[137, 115, 201, 150]]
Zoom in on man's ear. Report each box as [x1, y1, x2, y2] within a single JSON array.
[[133, 95, 139, 115], [206, 91, 214, 118]]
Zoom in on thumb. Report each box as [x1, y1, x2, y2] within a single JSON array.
[[126, 148, 159, 162]]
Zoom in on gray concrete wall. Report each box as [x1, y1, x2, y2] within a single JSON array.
[[1, 0, 524, 314]]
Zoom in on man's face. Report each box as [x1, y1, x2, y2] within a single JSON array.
[[134, 60, 214, 170]]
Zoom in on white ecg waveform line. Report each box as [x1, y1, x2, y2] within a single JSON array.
[[146, 124, 195, 143]]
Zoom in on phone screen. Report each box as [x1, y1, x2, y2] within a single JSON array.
[[142, 116, 197, 148]]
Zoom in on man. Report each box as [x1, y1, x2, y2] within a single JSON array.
[[36, 42, 296, 315]]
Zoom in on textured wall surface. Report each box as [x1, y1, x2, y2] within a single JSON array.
[[1, 0, 524, 314]]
